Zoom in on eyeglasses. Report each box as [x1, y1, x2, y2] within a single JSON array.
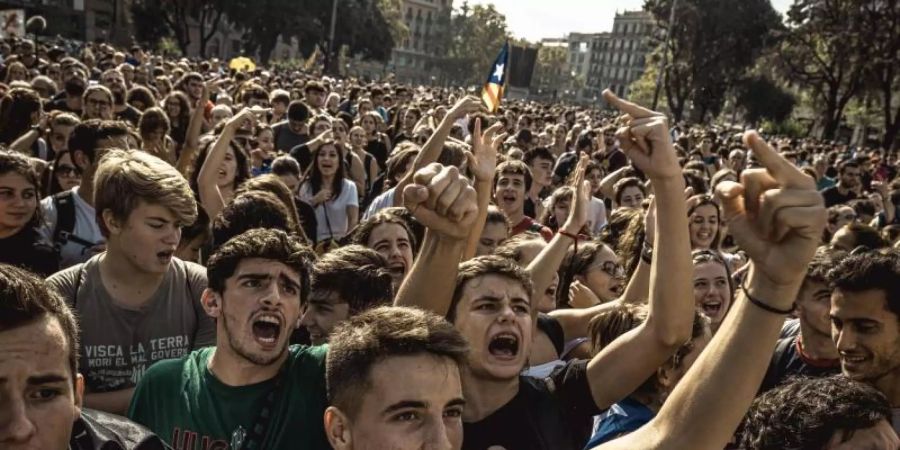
[[590, 260, 625, 279], [86, 98, 111, 108], [56, 164, 81, 177]]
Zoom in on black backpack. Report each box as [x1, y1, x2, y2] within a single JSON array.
[[51, 190, 96, 253]]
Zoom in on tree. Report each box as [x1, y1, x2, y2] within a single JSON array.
[[644, 0, 782, 123], [433, 2, 510, 86], [736, 76, 795, 126], [224, 0, 400, 66], [773, 0, 871, 140], [859, 0, 900, 149], [130, 0, 227, 58]]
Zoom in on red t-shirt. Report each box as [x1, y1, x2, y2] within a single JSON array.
[[511, 217, 554, 242]]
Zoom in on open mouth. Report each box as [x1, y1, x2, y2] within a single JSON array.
[[696, 231, 713, 241], [488, 332, 519, 360], [156, 250, 175, 264], [252, 313, 283, 346], [501, 193, 517, 204], [841, 353, 868, 366], [388, 262, 406, 278], [701, 300, 722, 318]]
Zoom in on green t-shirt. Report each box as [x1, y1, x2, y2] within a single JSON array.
[[127, 345, 330, 450]]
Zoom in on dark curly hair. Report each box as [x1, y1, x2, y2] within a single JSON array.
[[826, 250, 900, 319], [739, 375, 891, 449]]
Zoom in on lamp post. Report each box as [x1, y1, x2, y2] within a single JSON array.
[[652, 0, 678, 111], [326, 0, 339, 74]]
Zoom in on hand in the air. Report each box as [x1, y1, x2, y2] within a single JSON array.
[[603, 89, 681, 181], [403, 163, 478, 240], [468, 118, 505, 183], [715, 131, 826, 298]]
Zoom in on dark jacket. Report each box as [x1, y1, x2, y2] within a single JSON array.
[[70, 408, 170, 450]]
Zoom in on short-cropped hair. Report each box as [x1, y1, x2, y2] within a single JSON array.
[[310, 245, 393, 313], [93, 149, 196, 238], [0, 264, 80, 383], [449, 255, 534, 322], [207, 228, 314, 303], [326, 306, 467, 418], [827, 250, 900, 319]]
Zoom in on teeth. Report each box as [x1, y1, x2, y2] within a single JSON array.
[[257, 315, 279, 325], [259, 336, 275, 343]]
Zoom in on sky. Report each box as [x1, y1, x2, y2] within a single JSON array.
[[465, 0, 794, 42]]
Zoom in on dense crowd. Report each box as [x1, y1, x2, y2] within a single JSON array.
[[0, 36, 899, 450]]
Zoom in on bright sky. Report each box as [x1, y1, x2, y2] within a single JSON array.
[[465, 0, 794, 42]]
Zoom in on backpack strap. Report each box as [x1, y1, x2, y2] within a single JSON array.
[[52, 191, 96, 251], [52, 190, 77, 250]]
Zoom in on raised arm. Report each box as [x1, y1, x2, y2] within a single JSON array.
[[393, 164, 478, 315], [584, 90, 694, 411], [176, 80, 212, 176], [464, 119, 504, 260], [598, 165, 631, 201], [526, 154, 591, 301], [391, 96, 481, 207], [197, 108, 254, 219], [598, 131, 826, 450]]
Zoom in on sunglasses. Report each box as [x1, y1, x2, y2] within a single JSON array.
[[56, 164, 81, 176]]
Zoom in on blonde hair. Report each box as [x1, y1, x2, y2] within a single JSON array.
[[94, 149, 197, 237]]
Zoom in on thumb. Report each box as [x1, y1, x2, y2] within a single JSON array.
[[402, 184, 429, 210], [716, 181, 766, 261]]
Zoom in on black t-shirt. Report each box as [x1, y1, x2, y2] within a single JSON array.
[[0, 227, 58, 277], [45, 96, 81, 116], [366, 138, 389, 171], [289, 144, 313, 174], [116, 105, 142, 127], [462, 360, 599, 450], [821, 186, 858, 208], [759, 319, 840, 393], [273, 121, 309, 153], [537, 313, 565, 356], [600, 149, 628, 173]]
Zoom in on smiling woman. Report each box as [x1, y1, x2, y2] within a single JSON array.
[[0, 150, 57, 276]]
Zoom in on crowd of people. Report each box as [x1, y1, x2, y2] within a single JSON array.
[[0, 35, 899, 450]]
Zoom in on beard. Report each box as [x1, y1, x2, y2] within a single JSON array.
[[113, 90, 126, 106], [221, 308, 288, 366]]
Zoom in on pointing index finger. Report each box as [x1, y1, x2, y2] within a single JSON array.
[[602, 89, 660, 120], [743, 131, 813, 189]]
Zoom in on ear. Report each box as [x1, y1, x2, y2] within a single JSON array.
[[101, 209, 123, 236], [201, 288, 222, 318], [72, 150, 89, 171], [73, 373, 84, 412], [324, 406, 353, 450]]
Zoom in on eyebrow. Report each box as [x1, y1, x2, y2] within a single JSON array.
[[0, 373, 70, 385], [383, 400, 428, 414]]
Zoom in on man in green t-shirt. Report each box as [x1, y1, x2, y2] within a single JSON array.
[[127, 228, 329, 450]]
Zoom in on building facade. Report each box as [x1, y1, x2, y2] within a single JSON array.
[[594, 10, 655, 99], [389, 0, 451, 84]]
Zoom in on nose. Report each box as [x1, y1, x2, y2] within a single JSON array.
[[835, 327, 857, 353], [423, 415, 454, 450], [259, 281, 281, 307], [498, 302, 516, 322], [0, 396, 37, 443]]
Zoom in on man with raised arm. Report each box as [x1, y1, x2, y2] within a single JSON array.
[[595, 129, 828, 449], [395, 89, 696, 449]]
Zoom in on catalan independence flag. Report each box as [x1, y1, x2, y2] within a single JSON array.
[[481, 42, 509, 113]]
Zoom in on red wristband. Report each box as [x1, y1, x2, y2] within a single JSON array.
[[558, 230, 580, 253]]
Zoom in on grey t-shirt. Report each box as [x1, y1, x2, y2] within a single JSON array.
[[47, 256, 216, 393]]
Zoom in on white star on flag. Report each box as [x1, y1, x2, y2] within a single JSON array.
[[493, 64, 504, 81]]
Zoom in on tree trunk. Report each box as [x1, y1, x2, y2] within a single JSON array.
[[884, 103, 900, 151], [258, 32, 280, 65]]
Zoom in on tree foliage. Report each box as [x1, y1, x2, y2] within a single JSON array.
[[130, 0, 226, 58], [223, 0, 400, 66], [736, 76, 795, 126], [433, 2, 510, 86], [644, 0, 781, 123], [773, 0, 873, 140]]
